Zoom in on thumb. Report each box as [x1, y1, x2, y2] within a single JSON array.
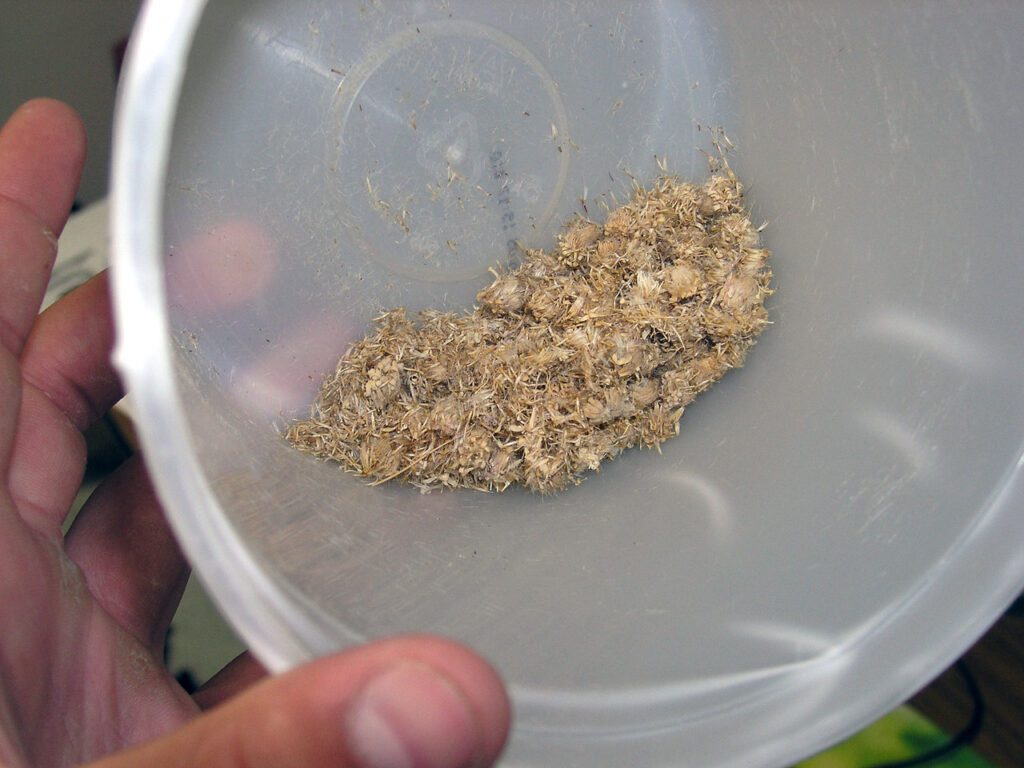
[[89, 635, 511, 768]]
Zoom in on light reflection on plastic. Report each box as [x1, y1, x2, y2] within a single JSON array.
[[859, 308, 998, 373], [658, 469, 735, 544], [232, 313, 356, 418], [856, 409, 935, 476], [246, 23, 337, 81], [728, 619, 838, 660]]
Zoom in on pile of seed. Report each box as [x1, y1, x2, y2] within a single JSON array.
[[287, 166, 772, 492]]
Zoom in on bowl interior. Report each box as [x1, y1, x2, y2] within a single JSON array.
[[153, 0, 1024, 762]]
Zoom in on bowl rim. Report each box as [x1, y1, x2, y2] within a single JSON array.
[[110, 0, 337, 673]]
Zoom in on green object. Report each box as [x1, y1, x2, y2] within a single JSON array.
[[797, 707, 991, 768]]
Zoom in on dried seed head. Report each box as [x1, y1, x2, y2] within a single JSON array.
[[662, 263, 702, 301], [525, 346, 561, 369], [692, 354, 728, 387], [738, 248, 770, 276], [630, 378, 660, 409], [364, 357, 401, 407], [478, 276, 527, 313], [597, 236, 625, 262], [604, 387, 633, 420], [457, 427, 493, 472], [603, 207, 633, 237], [720, 273, 760, 312], [640, 404, 680, 445], [423, 360, 449, 382], [488, 447, 517, 479], [704, 173, 742, 209], [714, 213, 760, 249], [582, 397, 607, 424], [288, 165, 772, 493], [697, 192, 717, 218], [525, 290, 561, 321], [494, 342, 517, 364], [627, 270, 662, 306], [428, 396, 463, 436], [559, 221, 601, 267]]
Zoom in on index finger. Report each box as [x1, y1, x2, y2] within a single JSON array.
[[0, 99, 86, 355], [0, 99, 85, 234]]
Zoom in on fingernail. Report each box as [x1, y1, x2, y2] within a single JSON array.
[[345, 662, 483, 768]]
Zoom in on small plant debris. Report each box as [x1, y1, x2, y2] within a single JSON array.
[[287, 163, 772, 493]]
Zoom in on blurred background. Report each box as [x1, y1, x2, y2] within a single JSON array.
[[0, 1, 141, 204], [1, 3, 1020, 766], [0, 0, 246, 689]]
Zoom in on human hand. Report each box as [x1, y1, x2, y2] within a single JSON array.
[[0, 99, 510, 768]]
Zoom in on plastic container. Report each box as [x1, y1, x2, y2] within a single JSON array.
[[111, 2, 1024, 766]]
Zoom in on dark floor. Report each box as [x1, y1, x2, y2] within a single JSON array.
[[911, 601, 1024, 768]]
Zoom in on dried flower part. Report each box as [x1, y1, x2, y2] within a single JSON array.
[[287, 167, 773, 493], [662, 263, 702, 302], [558, 221, 601, 267], [477, 275, 526, 313]]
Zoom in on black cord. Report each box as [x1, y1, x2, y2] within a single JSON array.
[[866, 660, 985, 768]]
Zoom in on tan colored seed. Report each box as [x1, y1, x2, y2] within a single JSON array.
[[478, 276, 526, 313], [287, 160, 772, 493], [663, 263, 703, 301]]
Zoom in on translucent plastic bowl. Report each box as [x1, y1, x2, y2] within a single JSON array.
[[111, 2, 1024, 766]]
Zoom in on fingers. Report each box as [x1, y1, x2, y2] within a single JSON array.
[[87, 636, 511, 768], [64, 456, 189, 654], [21, 271, 121, 431], [0, 99, 85, 234], [0, 201, 59, 356], [192, 652, 267, 711], [0, 98, 87, 502], [11, 273, 121, 532], [6, 382, 86, 535], [0, 348, 21, 472], [0, 99, 86, 356]]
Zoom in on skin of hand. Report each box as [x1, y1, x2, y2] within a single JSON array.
[[0, 100, 510, 768]]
